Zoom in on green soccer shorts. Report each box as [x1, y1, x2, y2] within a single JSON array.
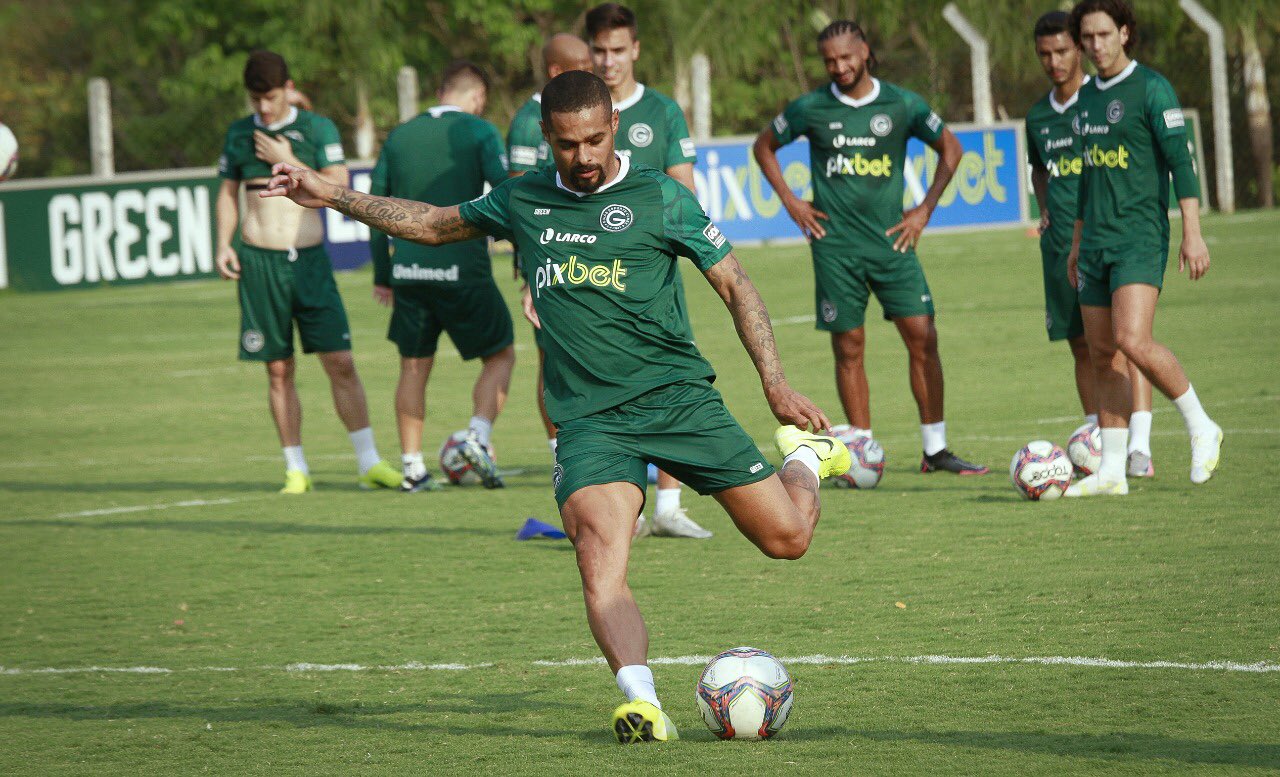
[[552, 379, 776, 508], [237, 244, 351, 361], [388, 281, 514, 360], [1077, 246, 1168, 308], [1041, 245, 1085, 341], [812, 248, 936, 332]]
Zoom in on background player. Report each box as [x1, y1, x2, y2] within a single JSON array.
[[754, 21, 988, 476], [1026, 10, 1157, 475], [1065, 0, 1221, 496], [508, 34, 593, 465], [371, 61, 513, 491], [587, 2, 710, 538], [215, 50, 400, 494], [262, 70, 850, 742]]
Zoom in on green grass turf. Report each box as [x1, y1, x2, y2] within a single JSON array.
[[0, 211, 1277, 774]]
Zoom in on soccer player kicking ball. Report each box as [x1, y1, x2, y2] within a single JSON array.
[[754, 20, 989, 475], [215, 50, 401, 494], [262, 70, 851, 743], [1065, 0, 1221, 496], [1026, 11, 1158, 475], [371, 61, 514, 492]]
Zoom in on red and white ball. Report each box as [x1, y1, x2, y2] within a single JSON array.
[[438, 430, 495, 485], [1010, 440, 1073, 501], [696, 647, 794, 740], [1067, 423, 1102, 476], [828, 424, 885, 489]]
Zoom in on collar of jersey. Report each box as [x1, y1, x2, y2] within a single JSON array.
[[1048, 75, 1091, 114], [428, 104, 463, 117], [253, 106, 298, 131], [613, 83, 645, 112], [531, 92, 542, 103], [555, 153, 630, 197], [1094, 60, 1137, 91], [829, 78, 880, 108]]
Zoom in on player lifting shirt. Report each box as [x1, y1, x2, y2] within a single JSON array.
[[215, 50, 400, 494]]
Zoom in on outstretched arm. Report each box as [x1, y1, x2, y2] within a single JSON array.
[[261, 163, 483, 246], [703, 253, 830, 432]]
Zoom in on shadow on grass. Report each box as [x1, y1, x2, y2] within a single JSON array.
[[783, 727, 1280, 769], [2, 517, 507, 537]]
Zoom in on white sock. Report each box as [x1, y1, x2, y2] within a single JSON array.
[[783, 445, 821, 479], [349, 427, 381, 475], [548, 438, 558, 457], [852, 427, 873, 439], [469, 415, 493, 447], [283, 445, 308, 475], [1099, 427, 1129, 482], [1128, 411, 1153, 455], [616, 664, 660, 708], [655, 487, 681, 516], [921, 421, 947, 456], [1085, 413, 1099, 426], [401, 452, 426, 479], [1173, 386, 1214, 435]]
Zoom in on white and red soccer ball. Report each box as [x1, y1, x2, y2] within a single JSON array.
[[1010, 440, 1073, 500], [438, 430, 496, 485], [1067, 423, 1102, 476], [827, 424, 885, 489], [697, 647, 794, 740]]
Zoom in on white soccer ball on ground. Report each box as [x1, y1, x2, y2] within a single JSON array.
[[696, 646, 794, 740], [0, 123, 18, 181], [1067, 423, 1102, 476], [827, 424, 885, 489], [1010, 440, 1073, 501], [438, 430, 495, 485]]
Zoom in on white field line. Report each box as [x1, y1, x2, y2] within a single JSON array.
[[55, 498, 243, 519], [2, 654, 1276, 677]]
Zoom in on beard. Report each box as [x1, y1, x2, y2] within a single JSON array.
[[568, 163, 605, 192]]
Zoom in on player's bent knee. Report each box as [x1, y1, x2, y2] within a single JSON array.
[[761, 531, 810, 561]]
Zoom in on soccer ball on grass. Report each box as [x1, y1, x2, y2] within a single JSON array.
[[1067, 423, 1102, 476], [827, 424, 885, 489], [438, 430, 496, 485], [1010, 440, 1073, 501], [696, 646, 794, 740]]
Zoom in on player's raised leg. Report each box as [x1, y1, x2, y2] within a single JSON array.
[[317, 350, 401, 489], [1067, 304, 1130, 496]]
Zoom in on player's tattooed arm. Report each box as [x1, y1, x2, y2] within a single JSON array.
[[261, 163, 483, 245], [704, 254, 831, 432]]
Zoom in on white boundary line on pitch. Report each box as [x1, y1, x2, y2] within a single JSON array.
[[2, 654, 1277, 677], [54, 498, 247, 519]]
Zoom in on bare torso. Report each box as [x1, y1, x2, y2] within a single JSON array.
[[239, 177, 325, 249]]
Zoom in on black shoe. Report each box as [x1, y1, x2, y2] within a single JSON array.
[[400, 471, 443, 492], [920, 449, 990, 475]]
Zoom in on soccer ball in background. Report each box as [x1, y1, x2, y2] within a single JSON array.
[[438, 430, 496, 485], [0, 123, 18, 181], [1010, 440, 1073, 501], [696, 646, 794, 740], [827, 424, 885, 489], [1067, 423, 1102, 476]]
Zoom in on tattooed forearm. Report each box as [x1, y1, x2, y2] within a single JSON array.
[[328, 188, 480, 246], [706, 254, 787, 391]]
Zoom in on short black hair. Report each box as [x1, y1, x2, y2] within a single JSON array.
[[243, 50, 289, 93], [585, 3, 637, 40], [817, 19, 879, 71], [540, 70, 612, 125], [1070, 0, 1137, 53], [440, 59, 489, 95], [1034, 10, 1071, 39]]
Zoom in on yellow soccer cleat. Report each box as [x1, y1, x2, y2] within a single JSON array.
[[358, 460, 403, 490], [774, 425, 852, 479], [612, 701, 678, 744], [280, 469, 313, 495]]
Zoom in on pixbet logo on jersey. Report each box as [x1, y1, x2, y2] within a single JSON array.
[[825, 152, 894, 178], [533, 255, 628, 298], [1084, 144, 1130, 170]]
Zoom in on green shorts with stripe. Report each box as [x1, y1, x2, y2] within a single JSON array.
[[1040, 243, 1084, 341], [812, 248, 935, 332], [552, 379, 775, 507], [1077, 245, 1168, 308], [388, 282, 514, 360], [237, 244, 351, 361]]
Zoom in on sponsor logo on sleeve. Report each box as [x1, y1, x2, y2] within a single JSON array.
[[324, 142, 345, 161], [1163, 108, 1185, 129], [925, 112, 943, 132], [773, 114, 789, 134], [600, 204, 634, 232], [870, 114, 894, 136], [628, 123, 654, 148], [510, 145, 538, 167], [1106, 100, 1124, 123], [702, 223, 726, 249], [679, 137, 696, 158]]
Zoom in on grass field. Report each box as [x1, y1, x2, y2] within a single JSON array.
[[1, 210, 1278, 775]]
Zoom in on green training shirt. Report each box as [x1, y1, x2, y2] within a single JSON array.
[[1025, 77, 1089, 253], [1075, 61, 1200, 251], [507, 93, 549, 173], [771, 79, 946, 256], [613, 84, 698, 170], [218, 107, 345, 181], [370, 106, 509, 286], [458, 155, 731, 424]]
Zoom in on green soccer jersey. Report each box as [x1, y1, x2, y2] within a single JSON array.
[[219, 107, 345, 181], [459, 155, 731, 424], [613, 84, 698, 169], [370, 106, 509, 286], [1075, 62, 1200, 251], [772, 79, 946, 255], [1025, 78, 1090, 252], [507, 93, 549, 173]]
